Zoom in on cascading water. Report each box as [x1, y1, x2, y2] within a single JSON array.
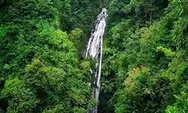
[[85, 8, 107, 113]]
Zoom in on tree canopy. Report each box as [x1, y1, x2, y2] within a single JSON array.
[[0, 0, 188, 113]]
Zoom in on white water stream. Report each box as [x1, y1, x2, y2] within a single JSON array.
[[85, 8, 107, 113]]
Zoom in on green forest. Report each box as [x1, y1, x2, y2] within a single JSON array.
[[0, 0, 188, 113]]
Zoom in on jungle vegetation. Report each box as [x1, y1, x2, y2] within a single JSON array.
[[0, 0, 187, 113]]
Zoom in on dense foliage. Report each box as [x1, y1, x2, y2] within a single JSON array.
[[99, 0, 188, 113], [0, 0, 188, 113], [0, 0, 101, 112]]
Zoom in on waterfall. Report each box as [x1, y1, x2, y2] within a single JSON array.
[[85, 8, 107, 113]]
